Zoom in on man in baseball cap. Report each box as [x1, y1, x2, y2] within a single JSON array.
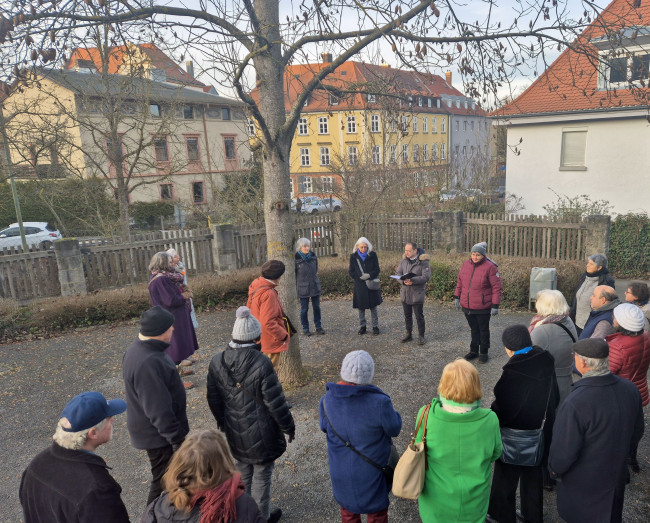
[[19, 391, 129, 522]]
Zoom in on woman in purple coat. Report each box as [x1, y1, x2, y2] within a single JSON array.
[[148, 252, 198, 388]]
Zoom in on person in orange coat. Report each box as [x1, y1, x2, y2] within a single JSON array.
[[247, 260, 290, 367]]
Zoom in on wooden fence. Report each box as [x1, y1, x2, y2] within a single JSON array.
[[0, 250, 61, 300], [365, 215, 436, 252]]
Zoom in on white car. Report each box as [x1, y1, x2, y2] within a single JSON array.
[[0, 222, 62, 250], [299, 197, 343, 213]]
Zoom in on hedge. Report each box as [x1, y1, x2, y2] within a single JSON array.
[[609, 213, 650, 279]]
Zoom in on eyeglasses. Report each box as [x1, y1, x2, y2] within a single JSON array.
[[624, 290, 632, 294]]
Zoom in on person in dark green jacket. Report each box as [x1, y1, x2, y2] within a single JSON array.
[[414, 359, 501, 523]]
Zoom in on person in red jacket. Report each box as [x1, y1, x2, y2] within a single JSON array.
[[454, 242, 502, 363]]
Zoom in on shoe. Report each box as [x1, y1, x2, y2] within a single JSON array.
[[179, 359, 194, 367], [401, 332, 413, 343], [179, 368, 195, 376], [183, 381, 195, 390], [358, 326, 367, 335], [515, 509, 527, 522], [464, 351, 479, 361], [418, 335, 425, 345], [303, 330, 312, 337], [373, 327, 380, 335], [268, 508, 282, 523], [478, 354, 489, 363], [316, 328, 326, 335]]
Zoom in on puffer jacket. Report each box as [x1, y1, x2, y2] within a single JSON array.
[[295, 252, 321, 298], [454, 256, 502, 312], [206, 342, 295, 464], [396, 249, 431, 305], [247, 277, 289, 354], [606, 331, 650, 406]]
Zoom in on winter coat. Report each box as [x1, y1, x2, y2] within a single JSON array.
[[19, 443, 130, 523], [149, 273, 199, 364], [295, 252, 321, 298], [530, 317, 578, 406], [141, 489, 266, 523], [349, 251, 383, 310], [548, 373, 644, 523], [415, 399, 501, 523], [122, 337, 189, 450], [247, 277, 289, 354], [454, 257, 502, 313], [319, 382, 401, 514], [570, 269, 616, 324], [207, 342, 295, 465], [578, 299, 619, 339], [607, 331, 650, 406], [395, 249, 431, 305]]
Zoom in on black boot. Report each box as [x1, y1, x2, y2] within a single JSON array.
[[478, 347, 489, 363], [358, 326, 366, 335], [418, 334, 425, 345], [401, 332, 413, 342], [464, 350, 479, 361]]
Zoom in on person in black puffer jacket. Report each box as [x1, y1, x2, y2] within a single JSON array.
[[207, 307, 295, 523]]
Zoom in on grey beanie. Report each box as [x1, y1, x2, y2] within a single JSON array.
[[471, 242, 487, 256], [232, 306, 262, 342], [613, 303, 645, 332], [340, 350, 375, 385]]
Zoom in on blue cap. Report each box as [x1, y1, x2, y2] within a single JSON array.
[[60, 392, 127, 432]]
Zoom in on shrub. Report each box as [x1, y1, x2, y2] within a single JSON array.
[[609, 213, 650, 278]]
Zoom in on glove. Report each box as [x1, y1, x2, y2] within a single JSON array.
[[491, 307, 499, 316], [287, 431, 295, 443], [360, 273, 370, 281], [454, 298, 461, 310]]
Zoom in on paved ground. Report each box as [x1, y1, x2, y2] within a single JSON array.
[[2, 297, 649, 522]]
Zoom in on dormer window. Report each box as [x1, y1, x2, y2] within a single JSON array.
[[632, 54, 650, 80], [592, 28, 650, 88], [367, 93, 377, 103], [328, 93, 339, 106]]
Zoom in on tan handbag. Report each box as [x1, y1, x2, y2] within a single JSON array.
[[391, 402, 432, 499]]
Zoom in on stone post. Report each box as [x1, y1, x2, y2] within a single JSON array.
[[211, 224, 238, 273], [54, 239, 87, 296], [429, 211, 464, 252], [583, 214, 611, 257]]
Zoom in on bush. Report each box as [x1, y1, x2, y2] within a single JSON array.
[[130, 201, 176, 229], [609, 213, 650, 278]]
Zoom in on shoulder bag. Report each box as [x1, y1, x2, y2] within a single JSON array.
[[499, 384, 552, 467], [356, 258, 381, 291], [322, 400, 398, 487], [553, 320, 576, 342], [392, 402, 433, 500]]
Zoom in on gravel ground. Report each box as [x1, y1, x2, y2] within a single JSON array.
[[2, 297, 649, 522]]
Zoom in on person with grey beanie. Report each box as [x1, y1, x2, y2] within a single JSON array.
[[207, 306, 294, 523], [319, 351, 401, 521]]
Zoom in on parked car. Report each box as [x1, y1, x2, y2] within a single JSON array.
[[291, 196, 320, 213], [0, 222, 62, 250], [302, 197, 342, 213]]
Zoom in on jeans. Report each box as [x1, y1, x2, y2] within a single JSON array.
[[236, 460, 275, 519], [402, 302, 425, 335], [358, 307, 379, 328], [146, 444, 175, 506], [300, 295, 322, 331], [340, 506, 388, 523], [464, 312, 491, 353]]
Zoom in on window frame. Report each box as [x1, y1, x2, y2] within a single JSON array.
[[318, 116, 329, 135], [348, 145, 359, 166], [560, 128, 588, 171], [370, 114, 380, 133], [300, 147, 311, 167], [185, 136, 201, 163], [159, 183, 174, 201], [320, 146, 330, 166], [347, 115, 357, 134], [298, 117, 309, 136], [153, 136, 169, 162], [191, 180, 206, 204]]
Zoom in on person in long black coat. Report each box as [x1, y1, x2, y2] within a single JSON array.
[[488, 325, 559, 523], [348, 236, 382, 335]]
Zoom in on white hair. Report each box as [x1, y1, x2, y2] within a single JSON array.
[[53, 417, 107, 450], [352, 237, 373, 253], [296, 237, 311, 250], [166, 248, 178, 257], [579, 356, 610, 372], [535, 289, 570, 316]]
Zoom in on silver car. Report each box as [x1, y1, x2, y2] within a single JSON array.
[[0, 222, 62, 250]]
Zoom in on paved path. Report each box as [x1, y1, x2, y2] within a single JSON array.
[[2, 298, 649, 522]]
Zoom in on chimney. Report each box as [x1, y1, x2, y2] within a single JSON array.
[[322, 53, 332, 63], [186, 60, 194, 78], [445, 71, 452, 85]]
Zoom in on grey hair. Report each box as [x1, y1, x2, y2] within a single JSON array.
[[296, 237, 311, 250], [579, 355, 610, 372], [166, 248, 178, 258], [149, 252, 171, 272], [588, 253, 608, 269], [535, 289, 570, 316], [600, 289, 618, 303], [53, 418, 107, 450], [353, 236, 373, 253]]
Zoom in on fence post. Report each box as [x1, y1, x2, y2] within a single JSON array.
[[212, 224, 238, 273], [583, 215, 611, 257], [430, 211, 464, 252], [54, 239, 88, 296]]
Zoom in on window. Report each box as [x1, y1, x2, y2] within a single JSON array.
[[320, 147, 330, 166], [560, 128, 587, 169], [413, 144, 420, 162], [186, 137, 200, 162], [418, 97, 423, 107], [422, 117, 428, 133], [298, 118, 308, 135], [463, 121, 467, 132], [221, 107, 231, 120], [372, 145, 381, 164], [390, 144, 397, 163], [300, 148, 311, 167], [303, 95, 310, 107], [191, 181, 205, 203], [462, 145, 467, 157], [632, 54, 650, 80], [401, 115, 409, 132], [427, 98, 432, 108], [441, 143, 446, 159], [183, 106, 194, 119], [303, 176, 313, 193], [471, 145, 475, 155], [321, 176, 333, 193], [348, 146, 359, 165], [432, 117, 437, 133], [153, 137, 169, 162], [441, 119, 446, 133], [432, 143, 438, 160], [367, 93, 377, 103], [413, 116, 418, 133], [609, 57, 627, 83], [371, 114, 380, 133], [456, 100, 460, 108], [402, 144, 409, 163], [224, 137, 236, 160], [390, 117, 397, 132], [160, 183, 173, 200], [455, 121, 460, 132], [471, 121, 475, 131], [455, 145, 460, 157], [318, 116, 329, 134], [150, 104, 162, 117], [423, 144, 429, 161], [347, 116, 357, 133], [247, 118, 255, 137], [328, 93, 339, 106]]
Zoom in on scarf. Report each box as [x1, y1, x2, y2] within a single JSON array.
[[513, 346, 533, 355], [529, 313, 569, 332], [439, 395, 480, 413], [152, 269, 184, 286], [586, 266, 609, 279], [191, 473, 245, 523], [298, 250, 313, 262], [357, 250, 368, 261]]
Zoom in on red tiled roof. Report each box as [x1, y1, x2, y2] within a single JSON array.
[[66, 43, 205, 88], [495, 0, 650, 117]]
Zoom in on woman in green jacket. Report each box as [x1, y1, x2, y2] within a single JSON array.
[[414, 359, 502, 523]]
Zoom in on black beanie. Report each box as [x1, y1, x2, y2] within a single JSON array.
[[140, 306, 174, 336], [502, 325, 532, 352], [261, 260, 285, 280]]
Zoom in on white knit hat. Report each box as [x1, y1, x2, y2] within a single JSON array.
[[613, 303, 645, 332], [232, 306, 262, 342], [340, 350, 375, 385]]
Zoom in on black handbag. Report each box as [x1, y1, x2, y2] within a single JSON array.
[[499, 384, 552, 467]]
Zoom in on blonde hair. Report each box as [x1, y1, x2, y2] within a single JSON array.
[[149, 252, 171, 272], [163, 429, 237, 512], [352, 236, 373, 253], [535, 289, 570, 316], [52, 418, 107, 450], [438, 359, 483, 404]]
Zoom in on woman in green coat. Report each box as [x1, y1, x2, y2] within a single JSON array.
[[414, 359, 502, 523]]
